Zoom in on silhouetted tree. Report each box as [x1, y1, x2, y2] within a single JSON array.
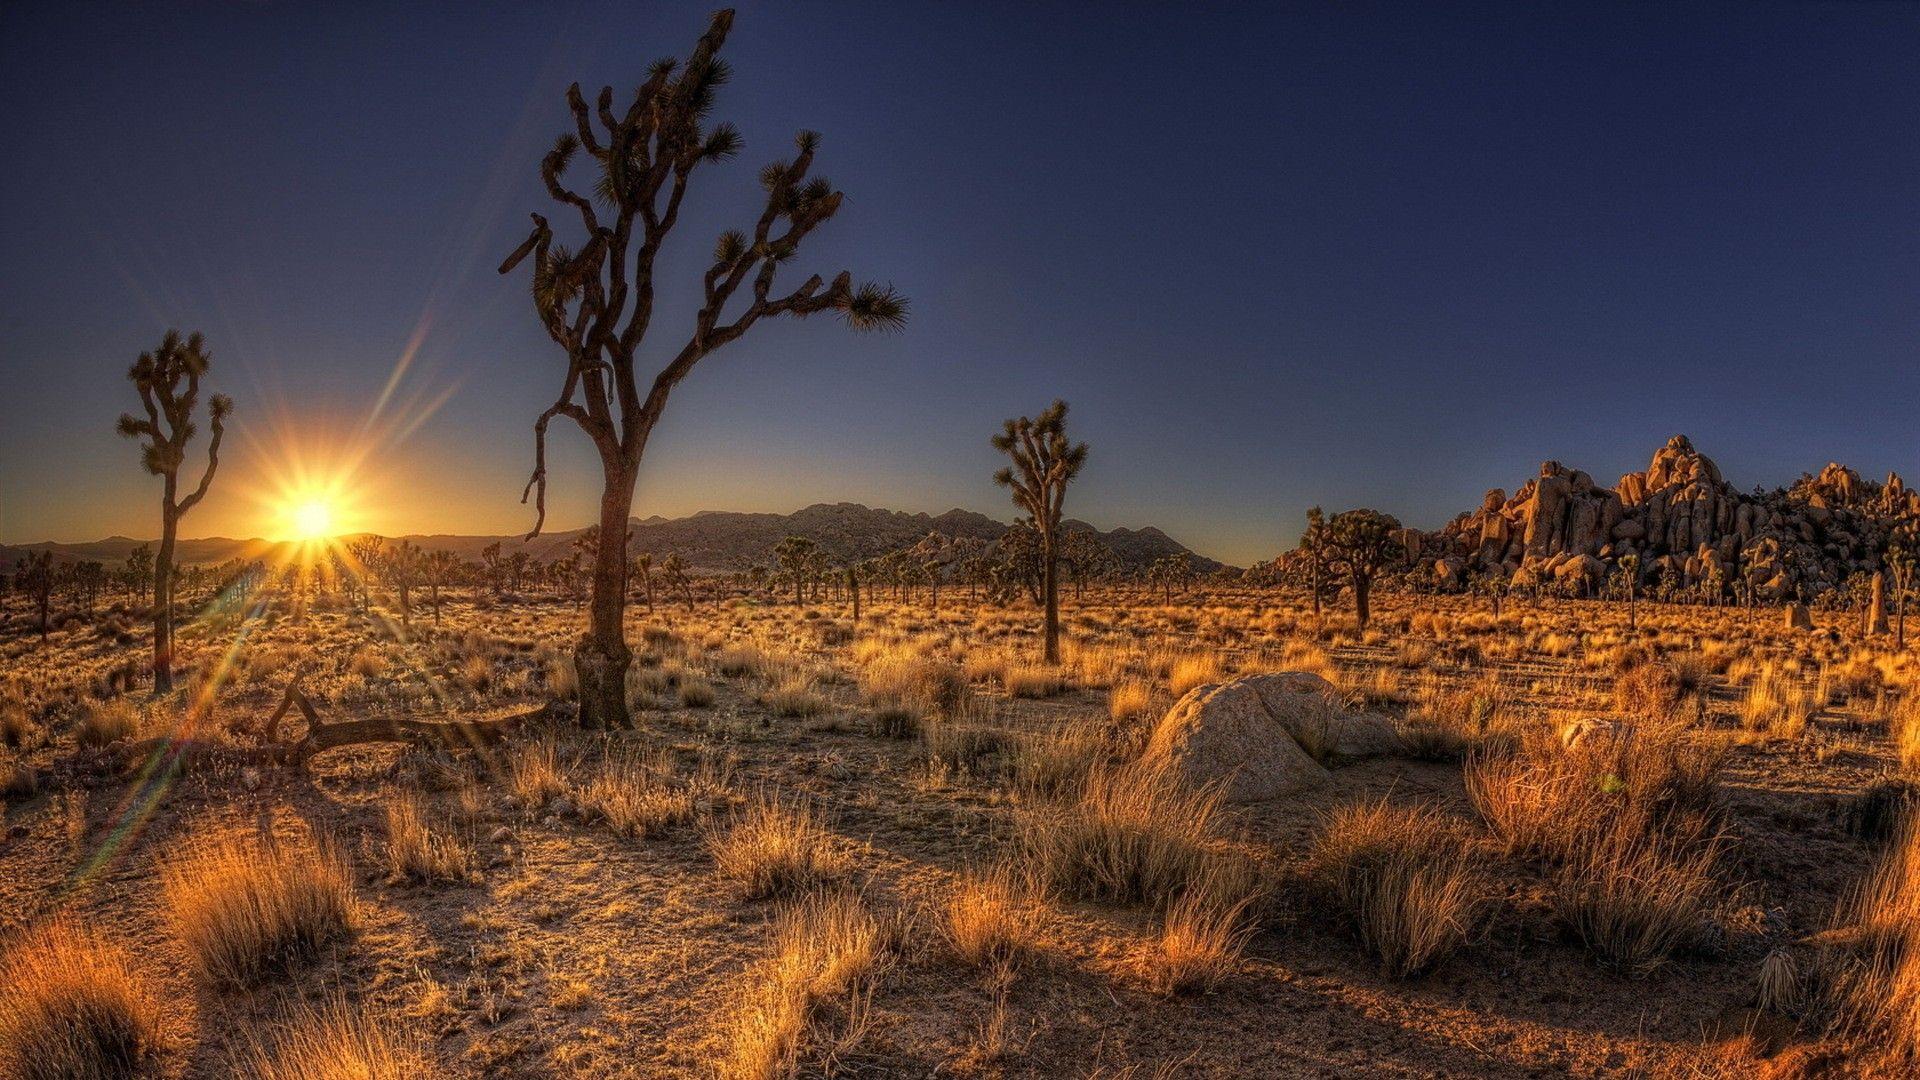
[[122, 543, 154, 606], [1890, 531, 1916, 650], [1319, 508, 1402, 630], [480, 541, 507, 596], [775, 536, 816, 604], [423, 549, 460, 625], [347, 535, 385, 612], [22, 552, 54, 640], [497, 9, 907, 729], [991, 400, 1089, 664], [1299, 507, 1332, 617], [661, 552, 693, 609], [631, 550, 656, 612], [116, 330, 233, 692]]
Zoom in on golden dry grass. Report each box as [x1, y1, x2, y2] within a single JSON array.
[[160, 828, 355, 988], [248, 1000, 425, 1080], [1310, 800, 1480, 978], [0, 921, 165, 1080], [708, 793, 847, 900]]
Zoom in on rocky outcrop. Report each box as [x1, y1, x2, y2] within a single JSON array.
[[1143, 672, 1400, 802], [1429, 435, 1919, 602]]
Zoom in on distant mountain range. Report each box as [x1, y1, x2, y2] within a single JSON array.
[[0, 503, 1225, 575]]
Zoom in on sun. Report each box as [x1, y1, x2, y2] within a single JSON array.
[[289, 499, 335, 541]]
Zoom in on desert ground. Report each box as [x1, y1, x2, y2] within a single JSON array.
[[2, 582, 1915, 1079]]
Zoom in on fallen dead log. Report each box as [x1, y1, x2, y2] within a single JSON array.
[[69, 680, 566, 780]]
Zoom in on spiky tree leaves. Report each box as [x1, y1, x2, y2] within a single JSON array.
[[1317, 508, 1403, 630], [991, 400, 1088, 664], [115, 330, 233, 692], [499, 9, 906, 729]]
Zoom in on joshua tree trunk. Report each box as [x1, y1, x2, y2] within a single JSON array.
[[153, 488, 179, 691], [848, 565, 860, 623], [577, 480, 635, 729], [1351, 570, 1371, 630], [1042, 533, 1061, 664]]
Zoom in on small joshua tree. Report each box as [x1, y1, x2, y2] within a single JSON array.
[[1618, 552, 1641, 633], [116, 330, 233, 692], [661, 553, 693, 610], [21, 552, 54, 640], [1889, 534, 1916, 649], [991, 400, 1089, 664], [631, 550, 655, 612], [775, 536, 816, 604], [1300, 507, 1331, 617], [423, 549, 460, 625], [498, 9, 906, 729], [1318, 508, 1402, 631]]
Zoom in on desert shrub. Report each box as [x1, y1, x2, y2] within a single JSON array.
[[507, 739, 568, 812], [1012, 722, 1109, 800], [1739, 665, 1818, 739], [76, 698, 140, 748], [577, 751, 694, 838], [716, 645, 773, 680], [1807, 818, 1920, 1063], [1021, 758, 1237, 910], [1108, 679, 1158, 727], [1309, 800, 1480, 978], [1166, 653, 1224, 697], [1146, 867, 1258, 995], [679, 676, 717, 708], [859, 650, 967, 719], [1003, 664, 1072, 699], [160, 828, 355, 988], [716, 891, 884, 1080], [0, 921, 165, 1080], [382, 795, 471, 883], [760, 676, 828, 718], [1, 756, 37, 801], [0, 700, 37, 749], [708, 793, 847, 900], [943, 866, 1045, 971], [248, 1000, 425, 1080], [1845, 777, 1919, 843], [921, 708, 1011, 773], [1549, 822, 1725, 976]]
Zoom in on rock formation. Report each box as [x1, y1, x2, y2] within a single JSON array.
[[1143, 672, 1400, 802], [1427, 435, 1919, 603]]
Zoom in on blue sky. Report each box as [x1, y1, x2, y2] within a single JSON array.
[[2, 1, 1916, 565]]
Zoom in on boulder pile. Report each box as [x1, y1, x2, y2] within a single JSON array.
[[1424, 435, 1919, 602]]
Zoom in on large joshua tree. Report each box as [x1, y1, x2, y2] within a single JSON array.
[[992, 400, 1089, 665], [1318, 508, 1402, 631], [116, 330, 233, 692], [500, 9, 905, 728]]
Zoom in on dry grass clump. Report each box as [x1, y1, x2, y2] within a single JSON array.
[[1146, 867, 1259, 995], [716, 891, 885, 1080], [1399, 674, 1516, 762], [76, 698, 140, 748], [1108, 679, 1158, 726], [1740, 664, 1819, 739], [248, 1000, 425, 1080], [160, 828, 355, 988], [1003, 664, 1072, 699], [760, 675, 829, 718], [382, 795, 472, 883], [943, 866, 1046, 970], [1466, 730, 1729, 974], [1, 699, 38, 748], [507, 738, 568, 812], [1166, 653, 1224, 696], [716, 644, 774, 680], [577, 751, 694, 838], [0, 921, 165, 1080], [678, 675, 717, 708], [1021, 758, 1234, 910], [1802, 818, 1920, 1063], [1012, 721, 1110, 800], [1309, 800, 1480, 978], [1894, 693, 1920, 776], [708, 793, 848, 900], [1550, 822, 1725, 976]]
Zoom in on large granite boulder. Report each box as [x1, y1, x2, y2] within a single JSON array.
[[1143, 672, 1400, 803]]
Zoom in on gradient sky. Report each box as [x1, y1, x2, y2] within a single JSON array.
[[2, 2, 1917, 565]]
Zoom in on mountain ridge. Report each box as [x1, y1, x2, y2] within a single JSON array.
[[0, 502, 1225, 575]]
